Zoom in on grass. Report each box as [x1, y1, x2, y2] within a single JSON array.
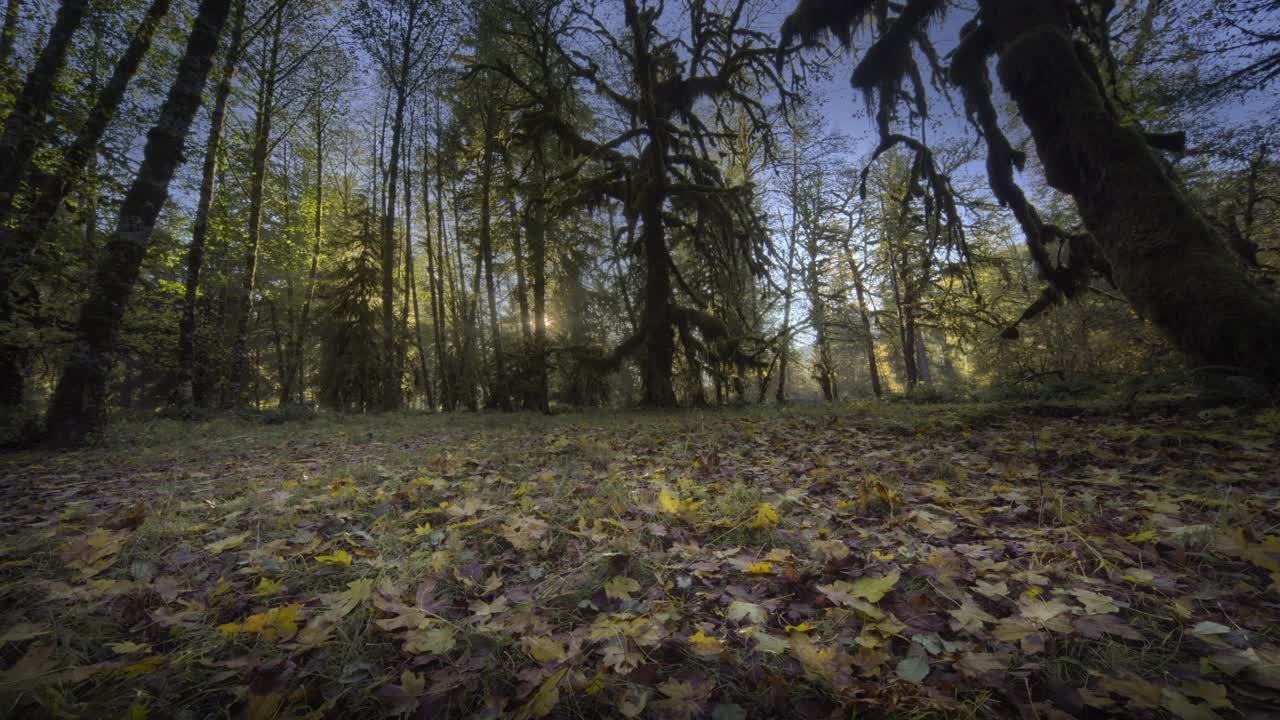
[[0, 400, 1278, 718]]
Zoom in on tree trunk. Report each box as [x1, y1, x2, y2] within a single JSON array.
[[433, 123, 456, 408], [523, 143, 550, 413], [914, 326, 932, 387], [0, 0, 89, 413], [849, 248, 882, 398], [509, 179, 532, 345], [9, 0, 170, 264], [176, 0, 245, 408], [639, 165, 676, 407], [228, 8, 282, 407], [44, 0, 233, 445], [421, 121, 447, 410], [0, 0, 89, 222], [0, 0, 20, 71], [478, 120, 509, 409], [985, 0, 1280, 382], [380, 81, 408, 411]]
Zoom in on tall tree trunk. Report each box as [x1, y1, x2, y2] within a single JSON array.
[[400, 128, 415, 404], [524, 143, 550, 413], [176, 0, 245, 408], [914, 326, 932, 387], [0, 0, 89, 222], [433, 125, 456, 408], [627, 0, 677, 408], [508, 175, 532, 345], [478, 120, 509, 409], [984, 0, 1280, 382], [0, 0, 89, 414], [776, 141, 801, 404], [44, 0, 233, 445], [8, 0, 171, 274], [228, 7, 283, 407], [380, 56, 411, 412], [421, 123, 446, 410], [0, 0, 20, 71], [846, 238, 882, 398]]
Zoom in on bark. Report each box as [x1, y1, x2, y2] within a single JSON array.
[[478, 119, 509, 409], [400, 129, 414, 404], [0, 0, 19, 70], [524, 143, 550, 413], [9, 0, 171, 275], [176, 0, 245, 408], [914, 325, 932, 387], [983, 0, 1280, 382], [845, 235, 882, 398], [380, 72, 410, 412], [228, 7, 283, 407], [509, 181, 531, 345], [776, 153, 799, 404], [434, 124, 457, 407], [421, 121, 447, 409], [628, 0, 676, 407], [0, 0, 89, 222], [0, 0, 89, 412], [44, 0, 233, 445]]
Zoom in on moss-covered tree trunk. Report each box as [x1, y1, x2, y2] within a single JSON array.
[[0, 0, 20, 71], [11, 0, 171, 263], [0, 0, 89, 221], [0, 0, 88, 416], [44, 0, 233, 445], [638, 144, 677, 407], [984, 0, 1280, 382], [4, 0, 171, 414]]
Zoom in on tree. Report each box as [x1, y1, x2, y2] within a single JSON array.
[[351, 0, 452, 412], [0, 0, 176, 412], [781, 0, 1280, 384], [44, 0, 235, 445], [175, 0, 248, 409], [0, 0, 89, 222], [544, 0, 791, 406]]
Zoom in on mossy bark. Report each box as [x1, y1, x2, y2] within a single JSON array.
[[44, 0, 233, 445], [983, 0, 1280, 382]]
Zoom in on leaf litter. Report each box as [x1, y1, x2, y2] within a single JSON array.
[[0, 404, 1278, 718]]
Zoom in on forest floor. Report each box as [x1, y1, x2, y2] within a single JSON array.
[[1, 402, 1279, 719]]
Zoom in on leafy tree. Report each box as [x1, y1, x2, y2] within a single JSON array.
[[781, 0, 1280, 384], [44, 0, 235, 444]]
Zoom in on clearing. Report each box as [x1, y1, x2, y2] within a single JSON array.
[[1, 404, 1279, 719]]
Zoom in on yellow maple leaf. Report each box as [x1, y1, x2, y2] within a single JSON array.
[[745, 561, 773, 575], [749, 502, 780, 529], [522, 635, 567, 663], [315, 550, 353, 567], [688, 630, 724, 656], [220, 604, 301, 642], [604, 575, 641, 601], [658, 487, 682, 515], [251, 577, 284, 597]]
